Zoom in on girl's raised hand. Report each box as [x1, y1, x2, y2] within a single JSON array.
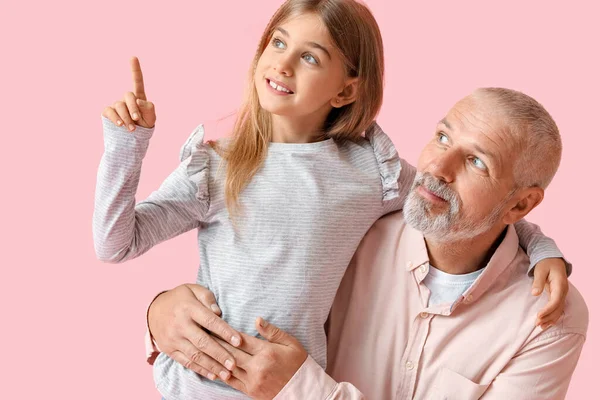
[[102, 56, 156, 131]]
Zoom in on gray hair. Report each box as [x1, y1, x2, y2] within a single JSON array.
[[473, 88, 562, 189]]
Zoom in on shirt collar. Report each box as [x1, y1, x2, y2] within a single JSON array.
[[459, 225, 520, 305], [402, 221, 520, 306]]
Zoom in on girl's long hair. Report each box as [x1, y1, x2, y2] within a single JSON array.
[[212, 0, 385, 215]]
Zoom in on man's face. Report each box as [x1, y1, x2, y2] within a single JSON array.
[[404, 95, 520, 242]]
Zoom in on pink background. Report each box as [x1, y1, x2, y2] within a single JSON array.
[[2, 0, 597, 398]]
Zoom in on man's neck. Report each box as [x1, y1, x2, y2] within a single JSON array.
[[425, 226, 508, 275]]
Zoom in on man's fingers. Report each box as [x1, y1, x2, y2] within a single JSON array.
[[222, 374, 248, 394], [179, 338, 233, 380], [214, 336, 253, 368], [531, 266, 548, 296], [189, 305, 241, 348], [186, 284, 222, 316], [235, 331, 268, 354], [130, 56, 146, 100], [256, 317, 296, 346], [186, 327, 237, 372], [169, 350, 217, 381]]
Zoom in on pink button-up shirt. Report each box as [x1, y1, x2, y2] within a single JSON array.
[[275, 212, 588, 399]]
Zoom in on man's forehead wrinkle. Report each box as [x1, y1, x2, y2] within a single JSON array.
[[454, 103, 495, 131], [451, 105, 511, 176]]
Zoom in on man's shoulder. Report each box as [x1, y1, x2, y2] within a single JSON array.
[[561, 283, 589, 336], [509, 249, 588, 337]]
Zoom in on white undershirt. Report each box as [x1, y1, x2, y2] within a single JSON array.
[[423, 264, 485, 307]]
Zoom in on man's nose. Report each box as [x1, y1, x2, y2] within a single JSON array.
[[427, 150, 459, 183]]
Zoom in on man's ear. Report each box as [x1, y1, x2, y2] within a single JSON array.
[[331, 78, 359, 108], [503, 187, 544, 225]]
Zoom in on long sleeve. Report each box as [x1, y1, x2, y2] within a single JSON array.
[[381, 157, 416, 215], [274, 356, 365, 400], [93, 117, 209, 263], [515, 220, 572, 275], [364, 122, 416, 215], [481, 332, 585, 399]]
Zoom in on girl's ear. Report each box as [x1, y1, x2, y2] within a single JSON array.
[[331, 78, 359, 108]]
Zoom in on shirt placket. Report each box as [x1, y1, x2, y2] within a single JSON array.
[[396, 263, 435, 400]]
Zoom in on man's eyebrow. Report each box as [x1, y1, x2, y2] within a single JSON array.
[[275, 27, 331, 60], [473, 143, 499, 164], [439, 118, 452, 130]]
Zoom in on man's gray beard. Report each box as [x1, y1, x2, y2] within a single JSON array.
[[404, 172, 513, 242]]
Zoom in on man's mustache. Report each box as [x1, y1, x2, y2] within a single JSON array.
[[413, 172, 458, 203]]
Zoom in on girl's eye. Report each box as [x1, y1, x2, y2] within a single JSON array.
[[272, 38, 285, 49], [437, 132, 449, 144], [470, 157, 487, 171], [302, 53, 318, 65]]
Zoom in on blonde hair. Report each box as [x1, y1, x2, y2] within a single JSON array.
[[473, 87, 562, 189], [211, 0, 385, 215]]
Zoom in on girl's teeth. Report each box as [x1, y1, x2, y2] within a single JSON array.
[[269, 80, 291, 93]]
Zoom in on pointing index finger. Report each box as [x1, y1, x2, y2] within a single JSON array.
[[130, 56, 146, 101]]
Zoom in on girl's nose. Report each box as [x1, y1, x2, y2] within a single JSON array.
[[273, 55, 293, 77]]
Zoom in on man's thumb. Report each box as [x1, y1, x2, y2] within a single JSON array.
[[256, 317, 292, 346]]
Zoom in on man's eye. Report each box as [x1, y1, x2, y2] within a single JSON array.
[[438, 132, 449, 144], [471, 157, 487, 170]]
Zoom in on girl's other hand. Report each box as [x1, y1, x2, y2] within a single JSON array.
[[101, 56, 156, 131], [532, 258, 569, 329]]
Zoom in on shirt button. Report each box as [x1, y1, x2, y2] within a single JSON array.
[[406, 361, 415, 370], [407, 261, 413, 268], [420, 312, 429, 319], [420, 265, 427, 273]]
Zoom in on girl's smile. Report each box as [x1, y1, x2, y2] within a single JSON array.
[[266, 78, 295, 95]]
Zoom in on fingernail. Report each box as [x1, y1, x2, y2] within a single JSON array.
[[207, 372, 216, 380], [219, 371, 230, 381], [225, 359, 234, 370], [258, 317, 267, 327], [532, 288, 541, 295], [231, 336, 241, 347], [116, 120, 122, 126], [211, 304, 221, 314], [128, 124, 135, 131], [132, 112, 139, 120]]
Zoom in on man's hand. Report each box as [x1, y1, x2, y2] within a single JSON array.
[[531, 258, 569, 329], [148, 284, 243, 381], [215, 317, 308, 400]]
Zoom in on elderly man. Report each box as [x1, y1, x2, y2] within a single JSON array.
[[148, 88, 587, 399]]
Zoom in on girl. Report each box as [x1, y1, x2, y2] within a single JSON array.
[[94, 0, 568, 398]]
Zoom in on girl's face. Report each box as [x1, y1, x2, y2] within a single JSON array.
[[254, 12, 351, 123]]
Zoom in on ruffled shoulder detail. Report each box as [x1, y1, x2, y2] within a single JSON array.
[[179, 124, 210, 206], [365, 122, 402, 201]]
